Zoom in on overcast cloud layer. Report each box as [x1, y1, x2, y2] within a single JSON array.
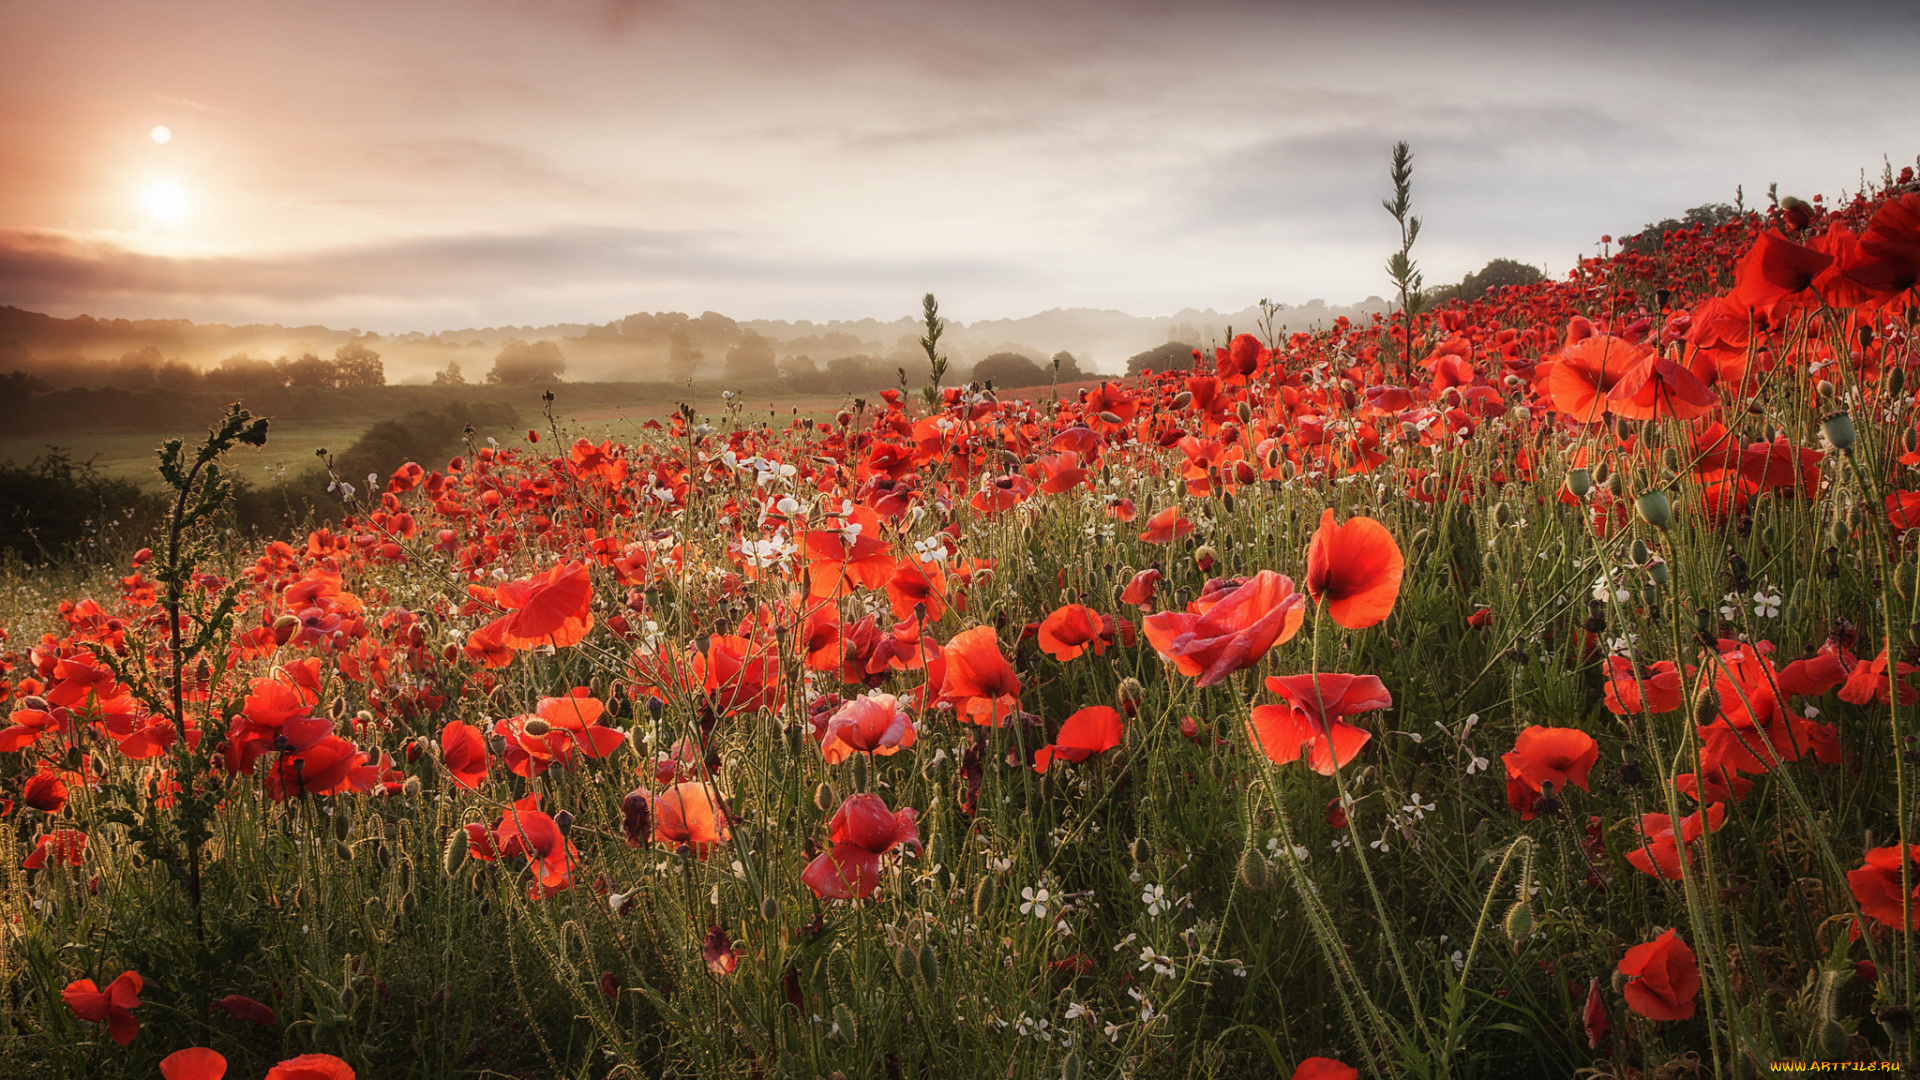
[[1, 0, 1915, 330]]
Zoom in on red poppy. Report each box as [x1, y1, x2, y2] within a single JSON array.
[[24, 827, 86, 868], [704, 634, 783, 717], [63, 969, 143, 1045], [702, 924, 740, 975], [1848, 845, 1920, 930], [1291, 1059, 1358, 1080], [821, 693, 917, 764], [1625, 803, 1726, 879], [264, 736, 372, 800], [212, 993, 278, 1027], [1731, 230, 1833, 315], [1602, 658, 1682, 715], [1120, 568, 1162, 607], [1305, 511, 1404, 629], [494, 792, 578, 897], [801, 792, 921, 900], [805, 506, 896, 596], [1137, 505, 1194, 544], [161, 1048, 228, 1080], [1838, 643, 1919, 707], [1033, 705, 1125, 773], [646, 781, 732, 856], [1542, 335, 1650, 421], [1038, 603, 1112, 662], [439, 721, 489, 790], [1247, 673, 1389, 775], [1142, 571, 1306, 687], [481, 560, 595, 649], [1605, 354, 1720, 422], [939, 626, 1022, 726], [886, 559, 949, 622], [1502, 726, 1598, 820], [1618, 929, 1700, 1021], [23, 769, 69, 813], [264, 1055, 356, 1080], [1583, 976, 1610, 1050]]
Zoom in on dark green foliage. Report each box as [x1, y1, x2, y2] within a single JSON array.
[[1127, 341, 1197, 376], [1619, 202, 1742, 255], [971, 352, 1048, 389], [1454, 258, 1545, 302], [487, 339, 568, 384], [0, 451, 165, 563]]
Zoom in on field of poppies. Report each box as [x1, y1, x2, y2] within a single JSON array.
[[4, 165, 1920, 1080]]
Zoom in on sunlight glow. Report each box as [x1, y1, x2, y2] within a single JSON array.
[[142, 179, 189, 222], [150, 124, 172, 144]]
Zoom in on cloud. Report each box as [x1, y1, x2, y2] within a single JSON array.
[[0, 226, 1029, 326]]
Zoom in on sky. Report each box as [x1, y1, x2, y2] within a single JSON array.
[[0, 0, 1915, 332]]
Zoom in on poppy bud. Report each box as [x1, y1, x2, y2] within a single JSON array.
[[1887, 368, 1904, 399], [443, 827, 468, 875], [813, 782, 838, 813], [1817, 379, 1836, 402], [893, 942, 916, 981], [1634, 490, 1672, 529], [402, 776, 422, 798], [1236, 401, 1252, 425], [1612, 968, 1630, 995], [1900, 561, 1918, 601], [1503, 901, 1533, 944], [1818, 1018, 1849, 1060], [1649, 560, 1670, 586], [334, 812, 352, 842], [1592, 460, 1610, 485], [1565, 469, 1591, 499], [522, 717, 551, 736], [1222, 491, 1235, 515], [919, 943, 942, 991], [760, 895, 779, 922], [1616, 744, 1644, 788], [335, 841, 354, 862], [1098, 411, 1123, 425], [1171, 391, 1193, 410], [1822, 411, 1857, 452], [974, 878, 998, 918], [852, 754, 869, 792], [1237, 847, 1269, 892], [554, 810, 574, 837], [1629, 539, 1649, 566], [1194, 545, 1217, 573], [832, 1003, 856, 1042]]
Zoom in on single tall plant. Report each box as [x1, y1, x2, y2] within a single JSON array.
[[1382, 140, 1425, 377]]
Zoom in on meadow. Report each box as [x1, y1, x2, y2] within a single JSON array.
[[3, 166, 1920, 1080]]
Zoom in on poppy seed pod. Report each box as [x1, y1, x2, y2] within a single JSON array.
[[1634, 490, 1672, 529], [1566, 469, 1592, 499], [1503, 901, 1533, 944], [1494, 502, 1513, 527], [1630, 539, 1650, 566], [522, 717, 551, 737], [1237, 847, 1269, 891], [1237, 401, 1253, 425], [973, 878, 998, 919], [1822, 411, 1857, 452], [1649, 560, 1670, 586], [918, 943, 941, 991]]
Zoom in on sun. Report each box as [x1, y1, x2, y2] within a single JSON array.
[[150, 124, 172, 144], [142, 179, 189, 223]]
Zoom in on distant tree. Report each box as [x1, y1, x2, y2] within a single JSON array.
[[432, 360, 467, 386], [664, 330, 704, 382], [1450, 258, 1546, 303], [332, 342, 385, 387], [279, 352, 337, 388], [825, 355, 889, 393], [724, 331, 778, 382], [1620, 203, 1742, 256], [972, 352, 1047, 389], [1127, 342, 1197, 376], [487, 339, 567, 384], [205, 354, 281, 391]]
